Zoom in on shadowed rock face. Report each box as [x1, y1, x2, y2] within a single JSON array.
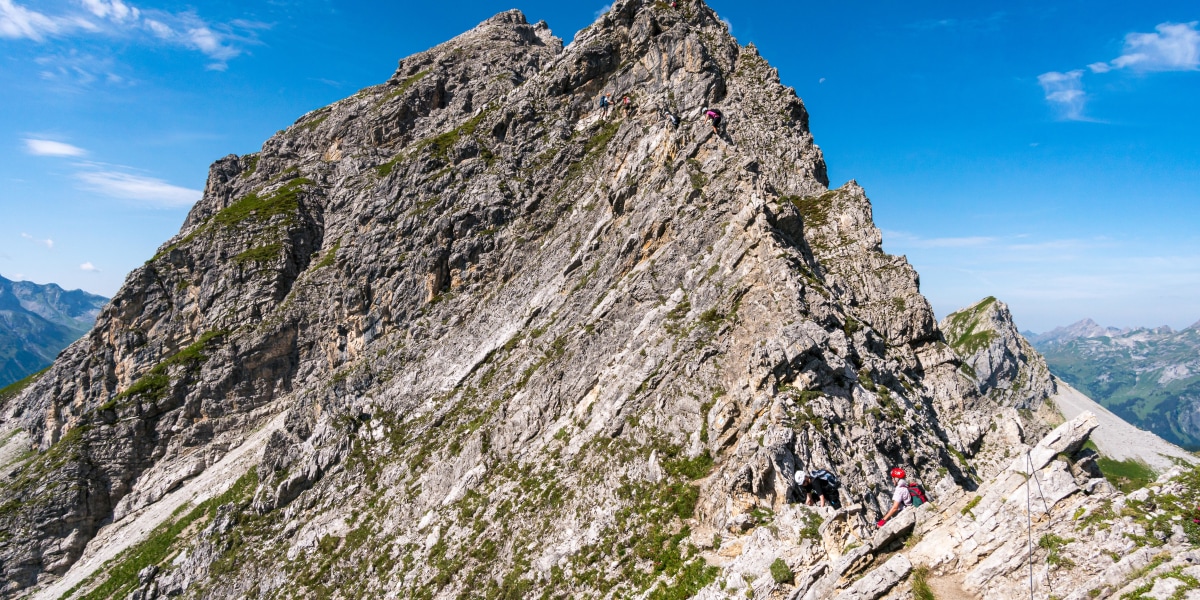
[[1, 1, 1012, 597]]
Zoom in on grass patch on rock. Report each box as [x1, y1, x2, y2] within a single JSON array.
[[0, 367, 49, 405], [74, 469, 259, 600], [113, 330, 228, 403], [213, 178, 312, 229]]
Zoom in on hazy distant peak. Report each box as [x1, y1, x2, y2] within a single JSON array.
[[1027, 317, 1124, 345]]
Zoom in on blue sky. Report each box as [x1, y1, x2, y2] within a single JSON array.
[[1, 0, 1197, 332]]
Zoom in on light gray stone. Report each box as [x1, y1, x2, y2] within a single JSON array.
[[831, 554, 912, 600]]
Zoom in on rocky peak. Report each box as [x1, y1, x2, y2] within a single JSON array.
[[940, 296, 1055, 411]]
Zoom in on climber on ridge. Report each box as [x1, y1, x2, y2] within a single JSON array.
[[662, 105, 680, 128], [599, 93, 611, 116], [876, 467, 912, 527], [703, 107, 723, 134], [795, 469, 841, 509]]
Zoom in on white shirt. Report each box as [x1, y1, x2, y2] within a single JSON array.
[[893, 479, 912, 507]]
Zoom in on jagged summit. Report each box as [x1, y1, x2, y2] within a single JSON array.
[[941, 296, 1055, 411], [3, 2, 1193, 599]]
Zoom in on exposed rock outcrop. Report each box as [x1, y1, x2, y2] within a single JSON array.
[[942, 296, 1056, 410]]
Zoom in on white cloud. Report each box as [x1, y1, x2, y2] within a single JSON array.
[[21, 232, 54, 249], [0, 0, 88, 41], [143, 17, 169, 38], [76, 169, 200, 207], [1040, 22, 1200, 120], [24, 138, 87, 157], [138, 10, 264, 68], [1037, 70, 1087, 120], [79, 261, 100, 272], [818, 77, 826, 84], [1, 0, 262, 68], [1109, 22, 1200, 72], [80, 0, 139, 22], [594, 4, 611, 19]]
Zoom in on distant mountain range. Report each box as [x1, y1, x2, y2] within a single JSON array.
[[0, 275, 108, 389], [1028, 319, 1200, 450]]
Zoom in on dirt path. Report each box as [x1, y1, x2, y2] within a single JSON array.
[[927, 572, 977, 600], [30, 410, 288, 600], [1051, 379, 1196, 472]]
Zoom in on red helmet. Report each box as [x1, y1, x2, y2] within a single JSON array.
[[890, 467, 906, 479]]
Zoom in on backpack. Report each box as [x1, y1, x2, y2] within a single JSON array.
[[599, 96, 609, 107], [907, 482, 928, 507], [811, 469, 840, 489]]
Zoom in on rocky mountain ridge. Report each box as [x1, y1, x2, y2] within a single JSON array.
[[0, 275, 108, 389], [1, 2, 1197, 599], [1024, 318, 1127, 346]]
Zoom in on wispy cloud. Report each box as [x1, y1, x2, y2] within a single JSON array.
[[34, 50, 132, 88], [909, 12, 1005, 33], [0, 0, 94, 41], [18, 135, 200, 207], [80, 0, 139, 23], [24, 138, 87, 156], [76, 169, 200, 207], [883, 230, 997, 249], [885, 231, 1200, 331], [79, 261, 100, 272], [1037, 70, 1087, 120], [1039, 22, 1200, 121], [594, 4, 611, 19], [143, 11, 266, 68], [21, 232, 54, 249], [1, 0, 265, 69]]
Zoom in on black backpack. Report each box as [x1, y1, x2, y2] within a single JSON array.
[[811, 469, 840, 489]]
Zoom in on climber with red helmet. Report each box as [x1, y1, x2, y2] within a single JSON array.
[[876, 467, 912, 527]]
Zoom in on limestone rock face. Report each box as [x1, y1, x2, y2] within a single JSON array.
[[941, 296, 1056, 410], [1, 2, 1195, 600]]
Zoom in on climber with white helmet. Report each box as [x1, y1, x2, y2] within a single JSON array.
[[794, 469, 841, 509], [703, 107, 723, 135]]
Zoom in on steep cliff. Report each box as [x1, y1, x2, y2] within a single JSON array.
[[1, 2, 1194, 600]]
